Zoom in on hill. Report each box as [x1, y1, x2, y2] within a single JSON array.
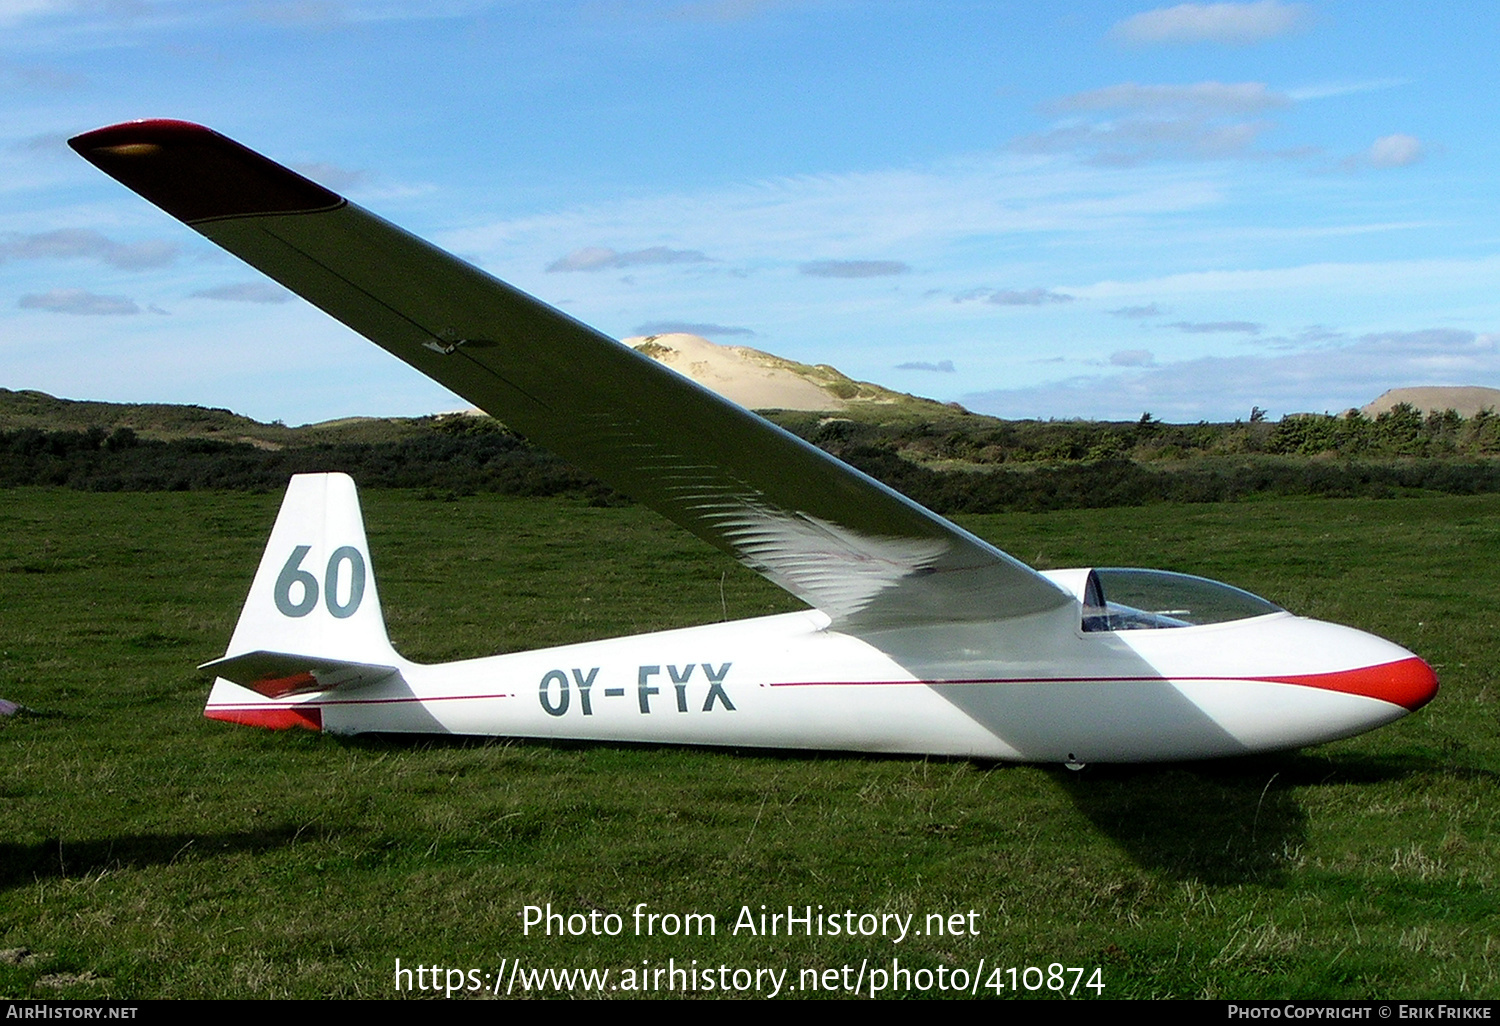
[[625, 332, 928, 412], [0, 388, 431, 448], [1362, 386, 1500, 419]]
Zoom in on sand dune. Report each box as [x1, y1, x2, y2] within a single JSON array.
[[624, 333, 849, 411], [1361, 386, 1500, 418]]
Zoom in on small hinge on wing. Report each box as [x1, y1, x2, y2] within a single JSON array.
[[420, 325, 467, 355], [420, 332, 497, 356]]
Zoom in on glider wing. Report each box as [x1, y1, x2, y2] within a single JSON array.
[[71, 120, 1069, 630]]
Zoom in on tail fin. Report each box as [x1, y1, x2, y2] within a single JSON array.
[[201, 473, 401, 709]]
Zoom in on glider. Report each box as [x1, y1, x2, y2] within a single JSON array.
[[70, 120, 1437, 762]]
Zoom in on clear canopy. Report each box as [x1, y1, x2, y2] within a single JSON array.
[[1081, 568, 1283, 632]]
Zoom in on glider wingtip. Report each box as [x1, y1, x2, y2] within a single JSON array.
[[69, 118, 218, 150], [71, 118, 346, 225]]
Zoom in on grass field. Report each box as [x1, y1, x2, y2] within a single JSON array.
[[1, 488, 1495, 999]]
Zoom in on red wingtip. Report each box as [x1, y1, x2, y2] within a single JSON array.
[[70, 119, 345, 224], [70, 118, 218, 146]]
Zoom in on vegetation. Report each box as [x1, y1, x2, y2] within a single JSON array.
[[6, 389, 1500, 512], [0, 387, 430, 446], [0, 415, 615, 502], [774, 404, 1500, 466], [0, 489, 1494, 999]]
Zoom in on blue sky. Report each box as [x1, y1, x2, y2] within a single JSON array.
[[2, 0, 1497, 423]]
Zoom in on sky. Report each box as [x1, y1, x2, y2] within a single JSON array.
[[2, 0, 1497, 424]]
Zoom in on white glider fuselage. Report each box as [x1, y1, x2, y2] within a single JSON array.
[[206, 605, 1428, 762], [201, 475, 1433, 763]]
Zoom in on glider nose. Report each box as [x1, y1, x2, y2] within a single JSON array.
[[1246, 633, 1438, 753], [1262, 626, 1437, 714], [1334, 617, 1439, 713]]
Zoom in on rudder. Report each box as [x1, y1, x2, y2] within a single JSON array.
[[202, 473, 402, 723], [226, 473, 395, 662]]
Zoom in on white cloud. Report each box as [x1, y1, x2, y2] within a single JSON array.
[[19, 288, 139, 315], [444, 155, 1225, 281], [291, 161, 368, 191], [1020, 81, 1303, 166], [799, 259, 908, 278], [0, 0, 491, 37], [1015, 117, 1284, 166], [15, 132, 71, 155], [1110, 2, 1308, 47], [12, 62, 83, 89], [0, 0, 74, 26], [632, 320, 754, 337], [1043, 81, 1290, 116], [1109, 349, 1154, 366], [1168, 319, 1262, 333], [1285, 78, 1409, 102], [191, 282, 292, 303], [547, 246, 711, 272], [1071, 258, 1481, 308], [1346, 133, 1424, 171], [896, 359, 955, 373], [963, 329, 1500, 422], [0, 229, 177, 269], [1254, 325, 1346, 350], [956, 287, 1073, 306]]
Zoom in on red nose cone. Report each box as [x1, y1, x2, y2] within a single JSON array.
[[1370, 656, 1440, 711], [1266, 656, 1439, 711]]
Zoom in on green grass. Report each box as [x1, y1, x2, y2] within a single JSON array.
[[1, 489, 1496, 999]]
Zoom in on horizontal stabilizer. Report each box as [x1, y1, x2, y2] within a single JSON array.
[[200, 650, 400, 698]]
